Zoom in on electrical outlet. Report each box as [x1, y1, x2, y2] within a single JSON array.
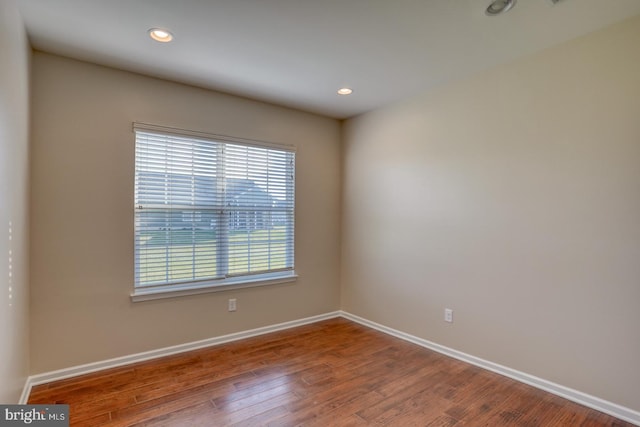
[[444, 308, 453, 323], [228, 298, 237, 312]]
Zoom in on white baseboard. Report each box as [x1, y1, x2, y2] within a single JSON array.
[[20, 311, 341, 403], [20, 309, 640, 426], [19, 380, 31, 405], [339, 310, 640, 426]]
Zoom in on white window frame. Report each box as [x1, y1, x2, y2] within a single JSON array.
[[131, 123, 297, 302]]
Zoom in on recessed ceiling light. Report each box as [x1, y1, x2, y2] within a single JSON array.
[[148, 28, 173, 43], [337, 88, 353, 95], [485, 0, 516, 16]]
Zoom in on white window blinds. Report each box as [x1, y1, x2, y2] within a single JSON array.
[[134, 125, 295, 290]]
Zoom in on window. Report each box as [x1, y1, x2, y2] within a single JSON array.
[[133, 123, 295, 300]]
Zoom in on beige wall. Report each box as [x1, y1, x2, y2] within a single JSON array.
[[0, 0, 30, 403], [342, 15, 640, 412], [30, 52, 341, 373]]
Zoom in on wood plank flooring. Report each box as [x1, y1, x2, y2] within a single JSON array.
[[29, 318, 633, 426]]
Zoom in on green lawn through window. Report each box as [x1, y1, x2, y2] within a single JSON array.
[[136, 226, 289, 285]]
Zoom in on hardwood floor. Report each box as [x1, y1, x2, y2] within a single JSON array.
[[29, 318, 632, 426]]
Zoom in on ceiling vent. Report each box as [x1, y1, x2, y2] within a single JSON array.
[[485, 0, 516, 16]]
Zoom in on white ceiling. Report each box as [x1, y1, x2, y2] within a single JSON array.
[[15, 0, 640, 119]]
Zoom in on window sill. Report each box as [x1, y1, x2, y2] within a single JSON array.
[[130, 271, 298, 302]]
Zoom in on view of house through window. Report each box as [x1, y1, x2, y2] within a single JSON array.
[[134, 125, 295, 291]]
